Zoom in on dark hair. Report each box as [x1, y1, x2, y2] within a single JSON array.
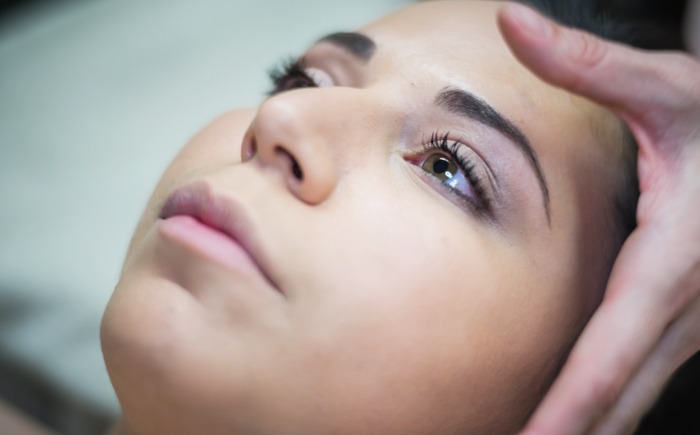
[[519, 0, 687, 50], [517, 0, 661, 47]]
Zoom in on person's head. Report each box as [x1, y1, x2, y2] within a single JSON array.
[[101, 1, 639, 434]]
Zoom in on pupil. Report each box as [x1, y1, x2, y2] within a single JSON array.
[[433, 158, 449, 174]]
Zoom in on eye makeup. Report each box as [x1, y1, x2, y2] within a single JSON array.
[[268, 57, 318, 95], [406, 132, 493, 217], [421, 132, 489, 212]]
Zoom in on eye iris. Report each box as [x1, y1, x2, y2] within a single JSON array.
[[424, 154, 456, 182]]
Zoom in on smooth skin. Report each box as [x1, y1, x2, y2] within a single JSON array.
[[102, 2, 635, 434], [498, 4, 700, 435]]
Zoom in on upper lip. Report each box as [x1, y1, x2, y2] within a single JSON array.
[[159, 180, 281, 294]]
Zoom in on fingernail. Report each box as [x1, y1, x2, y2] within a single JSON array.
[[506, 3, 553, 39]]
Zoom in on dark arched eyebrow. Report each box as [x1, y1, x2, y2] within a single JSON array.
[[316, 32, 376, 61], [436, 87, 551, 224]]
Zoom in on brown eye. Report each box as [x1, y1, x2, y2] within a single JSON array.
[[417, 150, 479, 208], [410, 133, 491, 214], [422, 154, 458, 182]]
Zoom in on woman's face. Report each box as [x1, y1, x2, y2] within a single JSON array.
[[102, 1, 627, 434]]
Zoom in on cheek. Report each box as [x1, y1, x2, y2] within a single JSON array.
[[105, 134, 586, 434], [276, 190, 557, 432]]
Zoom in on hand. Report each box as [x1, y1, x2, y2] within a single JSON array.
[[497, 4, 700, 435]]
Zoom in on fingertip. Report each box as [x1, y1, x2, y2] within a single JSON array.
[[498, 3, 554, 41], [497, 3, 560, 81]]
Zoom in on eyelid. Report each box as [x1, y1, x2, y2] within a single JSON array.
[[406, 133, 500, 218], [304, 66, 335, 88], [303, 45, 363, 89], [267, 56, 336, 95], [443, 132, 501, 202], [430, 136, 489, 211]]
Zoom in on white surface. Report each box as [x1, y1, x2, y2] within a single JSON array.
[[0, 0, 406, 415]]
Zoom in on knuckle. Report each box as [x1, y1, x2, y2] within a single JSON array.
[[571, 29, 609, 69], [651, 53, 700, 105], [668, 53, 700, 80], [563, 29, 610, 93], [672, 55, 700, 100], [587, 373, 624, 413]]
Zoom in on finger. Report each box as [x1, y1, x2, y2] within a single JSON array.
[[520, 303, 661, 434], [496, 3, 700, 131], [519, 234, 671, 435], [590, 296, 700, 435]]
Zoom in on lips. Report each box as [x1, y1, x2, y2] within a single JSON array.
[[158, 181, 279, 293]]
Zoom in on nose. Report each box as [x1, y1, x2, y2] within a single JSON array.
[[241, 89, 352, 204]]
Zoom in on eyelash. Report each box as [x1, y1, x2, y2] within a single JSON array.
[[268, 57, 318, 95], [267, 59, 491, 215], [418, 132, 490, 214]]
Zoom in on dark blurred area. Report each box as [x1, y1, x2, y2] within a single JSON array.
[[637, 351, 700, 435], [0, 0, 21, 10], [600, 0, 689, 49], [0, 0, 35, 14], [0, 0, 49, 21]]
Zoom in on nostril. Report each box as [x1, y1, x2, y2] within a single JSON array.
[[242, 135, 258, 162], [274, 146, 303, 181], [291, 160, 303, 181]]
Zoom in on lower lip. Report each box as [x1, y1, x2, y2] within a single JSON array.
[[158, 215, 256, 272]]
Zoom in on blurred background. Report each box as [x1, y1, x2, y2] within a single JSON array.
[[0, 0, 696, 434], [0, 1, 406, 433]]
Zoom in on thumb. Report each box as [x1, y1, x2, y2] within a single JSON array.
[[496, 3, 697, 129]]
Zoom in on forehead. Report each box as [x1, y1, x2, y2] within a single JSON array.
[[356, 0, 621, 135], [364, 0, 506, 45], [360, 1, 568, 116]]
